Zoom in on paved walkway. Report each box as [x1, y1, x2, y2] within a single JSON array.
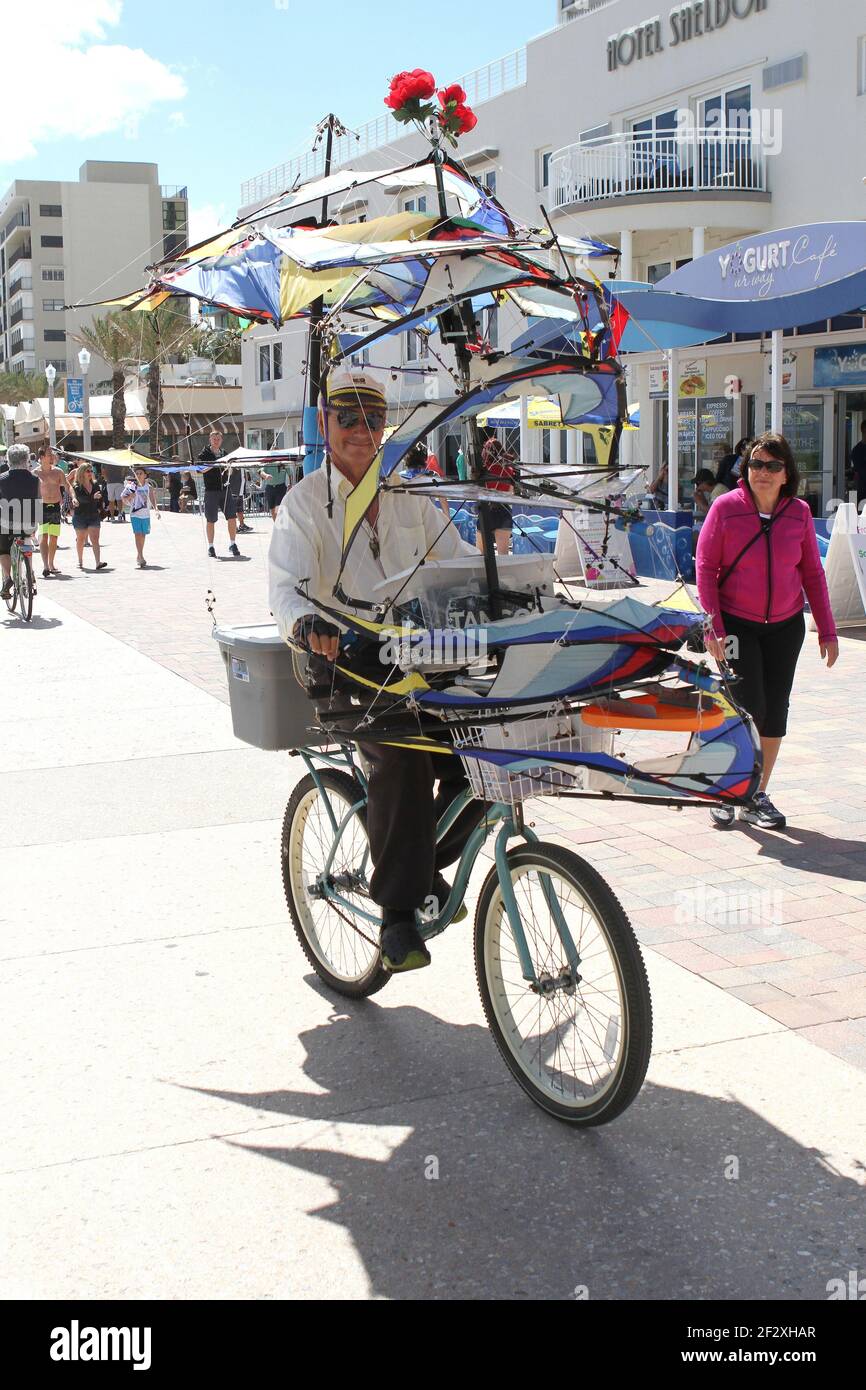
[[3, 576, 865, 1299], [37, 511, 866, 1070]]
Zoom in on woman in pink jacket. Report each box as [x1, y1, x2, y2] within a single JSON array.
[[696, 432, 838, 830]]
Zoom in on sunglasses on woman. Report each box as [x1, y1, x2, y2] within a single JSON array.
[[749, 457, 786, 474], [328, 406, 387, 432]]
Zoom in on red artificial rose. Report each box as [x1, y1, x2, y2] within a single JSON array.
[[407, 68, 436, 99], [438, 83, 467, 108], [386, 68, 436, 113], [454, 104, 477, 133]]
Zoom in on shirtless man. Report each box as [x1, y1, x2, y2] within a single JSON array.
[[34, 444, 71, 578]]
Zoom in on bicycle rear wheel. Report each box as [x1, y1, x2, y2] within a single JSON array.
[[4, 557, 17, 613], [282, 769, 389, 999], [19, 553, 34, 623], [475, 843, 651, 1126]]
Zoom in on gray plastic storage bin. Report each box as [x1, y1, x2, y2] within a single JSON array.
[[213, 623, 326, 751]]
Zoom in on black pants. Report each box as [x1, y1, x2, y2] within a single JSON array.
[[721, 610, 806, 738], [358, 741, 489, 919]]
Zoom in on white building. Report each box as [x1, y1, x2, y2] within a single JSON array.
[[237, 0, 866, 511], [0, 162, 188, 387]]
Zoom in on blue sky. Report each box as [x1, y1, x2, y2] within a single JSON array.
[[2, 0, 547, 239]]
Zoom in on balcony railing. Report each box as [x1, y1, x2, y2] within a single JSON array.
[[240, 47, 527, 208], [7, 275, 32, 293], [8, 243, 31, 269], [2, 207, 30, 241], [552, 128, 769, 208]]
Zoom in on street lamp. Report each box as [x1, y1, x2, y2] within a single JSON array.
[[45, 363, 57, 449], [78, 346, 92, 453]]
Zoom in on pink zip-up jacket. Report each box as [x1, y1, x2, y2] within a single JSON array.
[[695, 480, 837, 643]]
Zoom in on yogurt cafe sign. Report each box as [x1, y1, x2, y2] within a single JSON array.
[[719, 231, 840, 300], [608, 0, 768, 70]]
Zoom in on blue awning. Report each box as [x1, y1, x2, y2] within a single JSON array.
[[613, 224, 866, 336]]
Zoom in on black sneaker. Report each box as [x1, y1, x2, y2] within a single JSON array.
[[429, 872, 468, 923], [380, 918, 431, 973], [237, 524, 254, 534], [710, 805, 736, 829], [739, 791, 786, 829], [207, 545, 216, 559], [0, 579, 11, 599], [229, 543, 241, 559]]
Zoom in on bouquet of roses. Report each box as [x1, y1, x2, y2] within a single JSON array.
[[385, 71, 478, 146]]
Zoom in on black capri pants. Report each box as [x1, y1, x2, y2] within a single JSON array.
[[721, 610, 806, 738]]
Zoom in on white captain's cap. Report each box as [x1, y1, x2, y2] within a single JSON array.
[[325, 367, 388, 410]]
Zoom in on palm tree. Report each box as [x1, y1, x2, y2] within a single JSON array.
[[132, 306, 195, 457], [70, 312, 139, 448], [0, 370, 49, 406]]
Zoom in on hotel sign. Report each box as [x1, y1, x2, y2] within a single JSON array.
[[608, 0, 768, 71]]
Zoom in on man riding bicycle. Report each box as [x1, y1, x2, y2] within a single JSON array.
[[268, 369, 485, 973], [0, 444, 40, 600]]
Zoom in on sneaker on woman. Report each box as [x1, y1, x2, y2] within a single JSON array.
[[739, 791, 786, 829], [710, 804, 736, 829]]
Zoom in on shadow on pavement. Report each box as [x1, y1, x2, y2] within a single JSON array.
[[1, 615, 63, 631], [737, 825, 866, 881], [186, 1001, 864, 1300]]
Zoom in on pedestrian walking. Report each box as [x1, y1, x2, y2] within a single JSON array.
[[70, 463, 107, 571], [121, 466, 160, 568], [477, 437, 516, 557], [199, 430, 240, 559], [33, 443, 71, 578], [259, 462, 288, 520], [696, 431, 838, 831]]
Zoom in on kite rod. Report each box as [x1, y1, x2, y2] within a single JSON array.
[[426, 117, 502, 619], [304, 113, 349, 471]]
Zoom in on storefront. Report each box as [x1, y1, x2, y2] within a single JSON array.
[[619, 222, 866, 515]]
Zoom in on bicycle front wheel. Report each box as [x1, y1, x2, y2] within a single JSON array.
[[19, 554, 34, 623], [475, 843, 651, 1126], [282, 769, 389, 999]]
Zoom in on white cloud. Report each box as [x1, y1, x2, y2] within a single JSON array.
[[0, 1, 186, 163]]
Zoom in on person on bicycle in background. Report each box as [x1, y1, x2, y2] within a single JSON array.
[[0, 445, 40, 600], [269, 368, 482, 974], [34, 443, 71, 579]]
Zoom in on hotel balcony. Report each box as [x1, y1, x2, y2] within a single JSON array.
[[551, 128, 772, 237]]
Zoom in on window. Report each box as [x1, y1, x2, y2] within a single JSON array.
[[538, 149, 552, 190], [246, 430, 263, 449], [44, 329, 66, 342], [479, 169, 497, 196], [348, 326, 372, 367], [41, 267, 64, 281], [39, 204, 62, 217], [647, 262, 672, 285], [405, 329, 429, 363], [42, 298, 64, 312], [41, 235, 63, 248], [404, 196, 428, 214], [257, 344, 271, 384], [273, 341, 282, 381], [41, 358, 67, 373]]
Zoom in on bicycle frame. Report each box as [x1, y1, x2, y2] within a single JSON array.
[[295, 743, 580, 987]]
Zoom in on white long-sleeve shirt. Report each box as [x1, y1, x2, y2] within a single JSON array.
[[268, 463, 473, 641]]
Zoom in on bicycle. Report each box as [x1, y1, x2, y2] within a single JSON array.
[[282, 737, 652, 1127], [3, 533, 36, 622]]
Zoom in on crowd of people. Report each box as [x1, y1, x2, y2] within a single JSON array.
[[0, 427, 297, 590]]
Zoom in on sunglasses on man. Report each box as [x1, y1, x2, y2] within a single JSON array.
[[749, 456, 786, 474], [328, 406, 387, 432]]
